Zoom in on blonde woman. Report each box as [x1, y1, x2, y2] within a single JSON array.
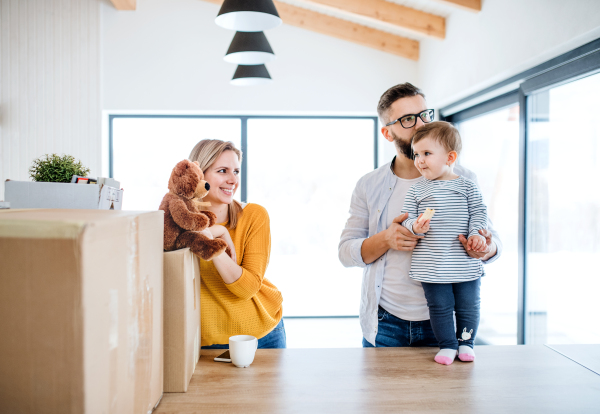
[[189, 139, 285, 349]]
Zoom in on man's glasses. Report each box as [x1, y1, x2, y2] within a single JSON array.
[[385, 109, 435, 128]]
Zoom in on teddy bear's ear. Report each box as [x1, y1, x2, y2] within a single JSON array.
[[193, 161, 199, 166]]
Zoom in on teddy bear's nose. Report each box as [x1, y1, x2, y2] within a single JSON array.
[[205, 182, 210, 191]]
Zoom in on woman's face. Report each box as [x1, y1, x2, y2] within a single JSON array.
[[202, 150, 240, 206]]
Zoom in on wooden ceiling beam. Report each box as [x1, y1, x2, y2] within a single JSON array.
[[307, 0, 445, 39], [201, 0, 419, 60], [433, 0, 481, 13], [110, 0, 136, 11]]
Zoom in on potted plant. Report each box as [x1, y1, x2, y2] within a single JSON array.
[[29, 154, 90, 183], [4, 153, 122, 209]]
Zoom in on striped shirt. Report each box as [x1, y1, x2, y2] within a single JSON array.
[[401, 176, 488, 283]]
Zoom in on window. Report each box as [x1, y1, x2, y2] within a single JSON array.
[[110, 115, 378, 347], [246, 118, 375, 316], [457, 105, 520, 345], [443, 38, 600, 345], [525, 72, 600, 344]]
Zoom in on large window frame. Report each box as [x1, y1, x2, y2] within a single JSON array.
[[108, 114, 379, 328], [443, 37, 600, 344], [108, 115, 379, 204]]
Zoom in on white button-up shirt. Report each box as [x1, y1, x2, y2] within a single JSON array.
[[338, 159, 503, 346]]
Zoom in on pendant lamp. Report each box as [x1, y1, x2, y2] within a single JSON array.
[[224, 31, 276, 65], [215, 0, 282, 32], [231, 64, 272, 86]]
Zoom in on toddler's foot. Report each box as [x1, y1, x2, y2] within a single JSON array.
[[434, 349, 457, 365], [458, 345, 475, 362]]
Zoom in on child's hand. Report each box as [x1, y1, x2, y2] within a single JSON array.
[[467, 234, 486, 252], [412, 213, 430, 234]]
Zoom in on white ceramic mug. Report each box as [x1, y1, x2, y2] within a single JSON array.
[[229, 335, 258, 368]]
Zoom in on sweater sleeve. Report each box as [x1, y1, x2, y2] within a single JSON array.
[[224, 206, 271, 300], [466, 180, 488, 238]]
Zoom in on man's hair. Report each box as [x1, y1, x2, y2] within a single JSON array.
[[377, 83, 425, 124], [412, 121, 462, 155]]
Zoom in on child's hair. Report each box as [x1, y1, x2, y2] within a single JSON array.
[[412, 121, 462, 155]]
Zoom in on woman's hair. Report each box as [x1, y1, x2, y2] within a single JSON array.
[[188, 139, 244, 229], [411, 121, 462, 155]]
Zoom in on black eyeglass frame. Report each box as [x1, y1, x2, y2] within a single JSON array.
[[385, 109, 435, 128]]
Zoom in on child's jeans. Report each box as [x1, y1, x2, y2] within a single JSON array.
[[421, 278, 481, 350]]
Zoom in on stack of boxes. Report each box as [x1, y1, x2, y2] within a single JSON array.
[[0, 208, 203, 412]]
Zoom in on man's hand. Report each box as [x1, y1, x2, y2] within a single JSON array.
[[386, 213, 424, 252], [458, 229, 496, 260]]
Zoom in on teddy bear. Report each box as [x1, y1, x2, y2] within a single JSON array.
[[160, 159, 230, 261]]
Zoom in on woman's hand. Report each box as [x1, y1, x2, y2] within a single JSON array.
[[207, 225, 237, 263]]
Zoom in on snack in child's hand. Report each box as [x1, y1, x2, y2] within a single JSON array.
[[418, 208, 435, 223]]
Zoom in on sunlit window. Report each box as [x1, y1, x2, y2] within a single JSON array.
[[457, 105, 520, 345], [247, 118, 375, 316], [526, 72, 600, 344], [112, 116, 377, 347]]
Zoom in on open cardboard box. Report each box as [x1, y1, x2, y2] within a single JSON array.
[[0, 209, 163, 413], [4, 180, 124, 209]]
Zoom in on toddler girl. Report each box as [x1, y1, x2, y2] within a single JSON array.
[[401, 121, 488, 365]]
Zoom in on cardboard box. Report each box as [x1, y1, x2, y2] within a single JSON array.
[[163, 248, 201, 393], [4, 181, 124, 209], [0, 209, 164, 413]]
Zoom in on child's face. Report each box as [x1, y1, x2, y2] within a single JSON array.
[[413, 137, 455, 180]]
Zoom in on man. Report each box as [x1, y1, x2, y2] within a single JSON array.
[[338, 83, 502, 347]]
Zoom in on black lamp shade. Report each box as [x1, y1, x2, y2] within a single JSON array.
[[231, 64, 272, 86], [215, 0, 281, 32], [225, 31, 276, 65]]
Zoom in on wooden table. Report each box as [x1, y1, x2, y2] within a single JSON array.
[[155, 345, 600, 413]]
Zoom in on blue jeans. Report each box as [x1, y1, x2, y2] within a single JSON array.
[[421, 278, 481, 350], [201, 319, 287, 349], [362, 306, 438, 347]]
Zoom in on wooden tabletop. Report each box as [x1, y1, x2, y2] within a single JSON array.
[[155, 345, 600, 414]]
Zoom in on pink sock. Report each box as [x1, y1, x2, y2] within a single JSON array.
[[434, 348, 457, 365], [458, 345, 475, 362]]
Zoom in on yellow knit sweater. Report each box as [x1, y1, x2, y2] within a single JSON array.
[[199, 203, 283, 346]]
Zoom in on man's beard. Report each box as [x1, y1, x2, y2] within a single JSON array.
[[390, 130, 413, 159]]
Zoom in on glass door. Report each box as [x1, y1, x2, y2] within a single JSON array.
[[525, 72, 600, 344]]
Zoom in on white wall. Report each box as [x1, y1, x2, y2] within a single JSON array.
[[0, 0, 101, 197], [101, 0, 418, 114], [419, 0, 600, 109]]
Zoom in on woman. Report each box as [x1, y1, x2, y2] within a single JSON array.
[[189, 139, 285, 349]]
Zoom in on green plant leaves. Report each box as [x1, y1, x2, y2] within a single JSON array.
[[29, 154, 91, 183]]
